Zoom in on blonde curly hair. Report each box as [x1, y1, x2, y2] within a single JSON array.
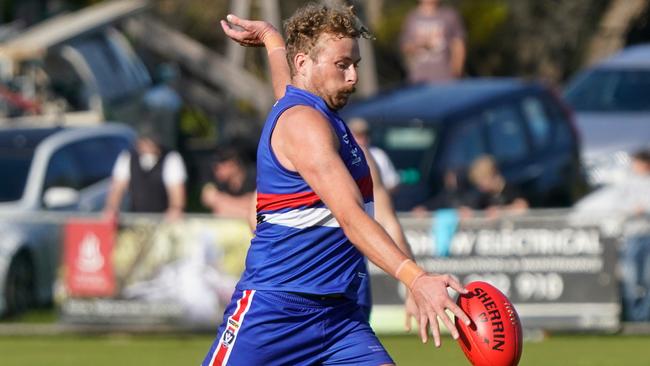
[[284, 2, 373, 76]]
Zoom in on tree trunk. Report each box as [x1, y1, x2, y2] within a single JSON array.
[[585, 0, 649, 65], [226, 0, 251, 67]]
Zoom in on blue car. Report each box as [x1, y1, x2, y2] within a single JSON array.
[[341, 78, 586, 211]]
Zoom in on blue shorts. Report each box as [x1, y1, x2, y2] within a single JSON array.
[[202, 289, 394, 366]]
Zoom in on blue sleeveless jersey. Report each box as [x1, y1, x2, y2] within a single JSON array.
[[236, 86, 374, 299]]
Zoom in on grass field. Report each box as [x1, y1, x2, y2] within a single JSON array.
[[1, 334, 650, 365]]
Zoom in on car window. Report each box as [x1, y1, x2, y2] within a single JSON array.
[[444, 116, 486, 170], [373, 124, 437, 185], [44, 146, 83, 191], [565, 69, 650, 111], [71, 138, 125, 188], [521, 97, 552, 149], [96, 136, 130, 171], [0, 149, 34, 202], [542, 95, 574, 148], [44, 136, 128, 194], [484, 104, 528, 162]]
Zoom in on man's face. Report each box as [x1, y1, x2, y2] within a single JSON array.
[[214, 160, 238, 183], [136, 137, 160, 155], [302, 34, 361, 110]]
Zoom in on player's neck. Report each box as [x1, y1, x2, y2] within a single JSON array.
[[291, 78, 321, 101]]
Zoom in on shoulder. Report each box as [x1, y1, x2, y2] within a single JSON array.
[[162, 151, 187, 171], [114, 151, 131, 168], [164, 150, 185, 163], [277, 105, 336, 140]]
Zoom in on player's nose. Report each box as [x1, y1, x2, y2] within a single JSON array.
[[346, 64, 358, 84]]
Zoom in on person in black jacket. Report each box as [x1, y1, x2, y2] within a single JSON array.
[[104, 125, 187, 221]]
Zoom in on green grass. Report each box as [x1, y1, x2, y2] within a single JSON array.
[[0, 334, 649, 365]]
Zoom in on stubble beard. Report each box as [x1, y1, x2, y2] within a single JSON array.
[[331, 86, 356, 110]]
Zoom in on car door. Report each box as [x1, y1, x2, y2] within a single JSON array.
[[482, 100, 533, 186], [519, 92, 583, 206]]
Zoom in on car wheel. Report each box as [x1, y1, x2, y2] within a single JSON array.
[[3, 251, 35, 317]]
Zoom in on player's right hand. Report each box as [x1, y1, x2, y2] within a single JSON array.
[[408, 273, 471, 347], [220, 14, 280, 48]]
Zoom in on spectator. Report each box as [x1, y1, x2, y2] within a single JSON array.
[[575, 149, 650, 321], [412, 168, 472, 213], [104, 125, 187, 221], [348, 117, 401, 192], [201, 146, 255, 219], [619, 150, 650, 321], [465, 155, 528, 217], [399, 0, 466, 84]]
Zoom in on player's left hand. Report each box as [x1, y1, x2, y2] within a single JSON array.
[[409, 273, 470, 347], [220, 14, 279, 47]]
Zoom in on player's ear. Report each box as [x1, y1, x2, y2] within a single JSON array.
[[294, 52, 309, 77]]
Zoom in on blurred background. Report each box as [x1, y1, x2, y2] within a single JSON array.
[[1, 0, 650, 365]]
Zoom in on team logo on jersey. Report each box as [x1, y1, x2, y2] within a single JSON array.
[[341, 133, 362, 166], [222, 328, 235, 346]]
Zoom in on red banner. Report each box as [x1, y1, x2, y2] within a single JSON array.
[[64, 218, 116, 297]]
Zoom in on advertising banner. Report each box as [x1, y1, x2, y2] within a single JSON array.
[[59, 216, 251, 327], [64, 218, 116, 297], [58, 213, 620, 332], [369, 214, 621, 333]]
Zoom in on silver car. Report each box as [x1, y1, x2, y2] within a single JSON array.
[[0, 123, 135, 316], [564, 43, 650, 187]]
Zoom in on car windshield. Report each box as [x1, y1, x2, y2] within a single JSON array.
[[370, 123, 438, 185], [0, 149, 34, 202], [564, 68, 650, 112]]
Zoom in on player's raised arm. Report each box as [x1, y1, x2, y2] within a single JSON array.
[[221, 14, 291, 100]]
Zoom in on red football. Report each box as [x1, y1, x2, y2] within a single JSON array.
[[455, 281, 523, 366]]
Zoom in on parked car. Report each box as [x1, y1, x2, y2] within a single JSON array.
[[0, 123, 135, 316], [341, 78, 587, 211], [564, 43, 650, 187]]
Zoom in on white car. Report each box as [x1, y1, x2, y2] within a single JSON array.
[[0, 123, 135, 316], [564, 43, 650, 187]]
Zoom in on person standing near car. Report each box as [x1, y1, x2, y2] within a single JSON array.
[[400, 0, 466, 83], [203, 4, 470, 365], [104, 125, 187, 221], [349, 117, 401, 193]]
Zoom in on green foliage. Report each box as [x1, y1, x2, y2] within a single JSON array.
[[459, 0, 509, 45], [179, 106, 216, 140]]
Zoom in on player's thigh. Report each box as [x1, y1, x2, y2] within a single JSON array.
[[203, 290, 326, 366], [321, 304, 394, 366]]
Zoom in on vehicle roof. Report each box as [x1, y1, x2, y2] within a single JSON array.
[[597, 43, 650, 69], [0, 123, 135, 150], [0, 126, 63, 150], [341, 78, 541, 123]]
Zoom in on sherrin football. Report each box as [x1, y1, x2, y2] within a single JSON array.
[[455, 281, 523, 366]]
